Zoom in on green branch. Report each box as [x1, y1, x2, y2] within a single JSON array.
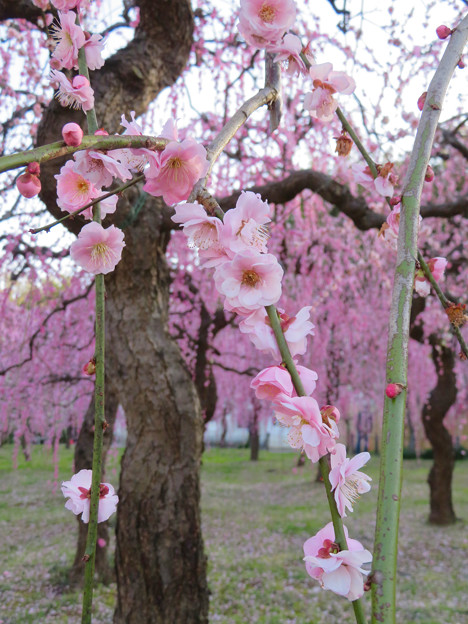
[[265, 305, 367, 624], [0, 135, 167, 174], [371, 15, 468, 624]]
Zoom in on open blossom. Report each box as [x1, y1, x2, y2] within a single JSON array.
[[329, 443, 371, 517], [55, 159, 100, 212], [303, 522, 372, 601], [414, 257, 447, 297], [74, 148, 132, 188], [271, 33, 306, 75], [70, 222, 125, 274], [304, 63, 355, 122], [221, 191, 272, 255], [251, 365, 318, 401], [51, 70, 94, 111], [352, 162, 396, 198], [274, 395, 338, 462], [51, 0, 81, 8], [238, 0, 297, 49], [143, 138, 209, 205], [61, 469, 118, 523], [171, 202, 224, 252], [84, 33, 105, 70], [214, 250, 283, 315], [51, 11, 85, 70], [239, 306, 314, 360]]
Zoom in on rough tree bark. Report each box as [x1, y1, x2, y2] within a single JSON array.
[[105, 194, 208, 623], [69, 379, 119, 586], [421, 336, 458, 525]]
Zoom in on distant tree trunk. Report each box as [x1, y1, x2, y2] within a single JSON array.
[[20, 434, 31, 461], [69, 380, 119, 585], [422, 337, 457, 525], [106, 200, 208, 624], [249, 417, 260, 462]]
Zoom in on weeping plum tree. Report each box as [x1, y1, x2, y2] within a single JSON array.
[[0, 1, 467, 623]]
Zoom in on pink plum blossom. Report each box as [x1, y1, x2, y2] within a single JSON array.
[[352, 162, 396, 198], [303, 522, 372, 601], [55, 159, 100, 213], [274, 395, 338, 462], [272, 33, 306, 75], [74, 149, 132, 187], [251, 364, 318, 400], [51, 11, 85, 70], [251, 366, 294, 400], [239, 306, 315, 360], [414, 257, 447, 297], [329, 443, 371, 517], [51, 0, 81, 8], [238, 0, 297, 49], [70, 222, 125, 274], [62, 122, 83, 146], [171, 202, 224, 252], [84, 33, 105, 70], [213, 250, 283, 314], [51, 70, 94, 112], [221, 191, 272, 255], [61, 469, 118, 523], [143, 138, 209, 205], [304, 63, 355, 122]]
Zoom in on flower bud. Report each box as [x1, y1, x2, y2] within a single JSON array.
[[389, 195, 401, 206], [436, 25, 452, 40], [16, 172, 41, 198], [425, 165, 434, 182], [417, 92, 427, 111], [385, 383, 405, 399], [458, 58, 465, 69], [27, 161, 40, 175], [83, 359, 96, 375], [62, 122, 83, 147]]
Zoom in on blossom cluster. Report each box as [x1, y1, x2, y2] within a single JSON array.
[[61, 469, 118, 523], [172, 184, 372, 600]]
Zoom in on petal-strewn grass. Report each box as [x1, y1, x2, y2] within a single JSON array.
[[0, 445, 467, 623]]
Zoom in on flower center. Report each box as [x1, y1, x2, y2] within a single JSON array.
[[242, 269, 261, 287], [168, 157, 182, 169], [77, 179, 90, 193], [190, 223, 218, 250], [78, 483, 110, 499], [259, 3, 276, 23], [341, 476, 361, 505], [91, 242, 110, 262], [317, 539, 340, 558]]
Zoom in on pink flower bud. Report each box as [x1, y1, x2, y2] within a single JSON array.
[[417, 92, 427, 111], [389, 195, 401, 206], [83, 359, 96, 375], [458, 58, 465, 69], [95, 128, 108, 136], [16, 172, 41, 198], [425, 165, 434, 182], [62, 122, 83, 147], [436, 25, 452, 40], [385, 383, 405, 399], [27, 161, 40, 175]]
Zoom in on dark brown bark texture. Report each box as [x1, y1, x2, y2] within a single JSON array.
[[421, 336, 458, 525], [70, 379, 119, 586], [29, 0, 209, 621], [105, 192, 208, 623]]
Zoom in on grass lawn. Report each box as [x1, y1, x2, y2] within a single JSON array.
[[0, 445, 467, 623]]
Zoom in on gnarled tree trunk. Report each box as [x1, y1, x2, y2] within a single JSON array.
[[422, 336, 457, 525], [106, 197, 208, 623]]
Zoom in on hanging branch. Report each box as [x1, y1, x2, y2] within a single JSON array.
[[371, 16, 468, 624]]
